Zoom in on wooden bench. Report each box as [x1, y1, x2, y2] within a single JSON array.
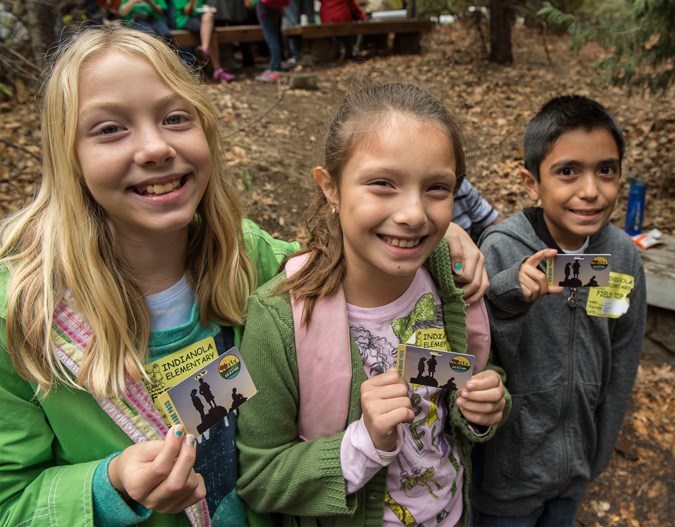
[[282, 19, 433, 63], [171, 25, 265, 47], [637, 233, 675, 310], [171, 19, 432, 63]]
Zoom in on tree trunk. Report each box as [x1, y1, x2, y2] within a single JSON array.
[[25, 0, 59, 71], [489, 0, 513, 64], [407, 0, 417, 19]]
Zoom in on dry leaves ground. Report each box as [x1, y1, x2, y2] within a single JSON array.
[[0, 20, 674, 527]]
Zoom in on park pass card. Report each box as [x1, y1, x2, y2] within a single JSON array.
[[546, 254, 611, 288], [156, 346, 257, 437], [396, 344, 474, 391]]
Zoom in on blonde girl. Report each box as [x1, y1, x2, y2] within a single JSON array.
[[0, 26, 298, 527], [236, 81, 511, 526]]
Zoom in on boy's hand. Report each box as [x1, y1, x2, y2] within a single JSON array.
[[444, 223, 489, 304], [108, 425, 205, 513], [360, 369, 414, 452], [519, 249, 564, 302], [456, 370, 506, 427]]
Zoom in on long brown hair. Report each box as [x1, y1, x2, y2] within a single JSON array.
[[278, 79, 467, 325]]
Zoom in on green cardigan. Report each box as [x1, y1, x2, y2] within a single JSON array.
[[236, 242, 511, 527], [0, 220, 299, 527]]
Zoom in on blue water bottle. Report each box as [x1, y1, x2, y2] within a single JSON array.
[[624, 174, 646, 236]]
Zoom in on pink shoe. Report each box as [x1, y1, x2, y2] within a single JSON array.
[[213, 68, 234, 83], [255, 69, 284, 83]]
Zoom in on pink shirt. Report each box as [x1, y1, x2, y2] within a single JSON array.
[[340, 268, 463, 527]]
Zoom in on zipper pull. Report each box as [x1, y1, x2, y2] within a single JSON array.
[[567, 287, 578, 308]]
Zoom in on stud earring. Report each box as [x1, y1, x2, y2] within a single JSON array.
[[331, 207, 339, 220]]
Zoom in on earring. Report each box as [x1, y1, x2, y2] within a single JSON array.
[[331, 207, 339, 220]]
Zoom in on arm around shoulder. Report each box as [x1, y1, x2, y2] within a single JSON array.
[[242, 220, 301, 287]]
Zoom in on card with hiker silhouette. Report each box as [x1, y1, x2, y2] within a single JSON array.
[[546, 253, 612, 288], [396, 344, 474, 391], [143, 331, 233, 420], [156, 346, 257, 436]]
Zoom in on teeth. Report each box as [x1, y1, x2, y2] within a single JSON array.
[[384, 236, 421, 248], [140, 178, 182, 195]]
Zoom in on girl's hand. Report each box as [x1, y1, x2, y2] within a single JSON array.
[[444, 223, 489, 305], [518, 249, 564, 303], [456, 370, 506, 427], [360, 369, 414, 452], [108, 425, 206, 513]]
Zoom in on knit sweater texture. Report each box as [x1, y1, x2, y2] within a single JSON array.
[[236, 242, 511, 527]]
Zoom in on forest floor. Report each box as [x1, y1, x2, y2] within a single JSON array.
[[1, 20, 674, 527]]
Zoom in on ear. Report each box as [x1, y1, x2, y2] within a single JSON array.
[[313, 167, 339, 209], [521, 168, 540, 203]]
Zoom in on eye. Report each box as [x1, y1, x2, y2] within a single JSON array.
[[599, 165, 618, 176], [558, 167, 576, 177], [95, 124, 120, 135], [427, 184, 453, 199], [165, 113, 190, 126], [369, 179, 393, 188]]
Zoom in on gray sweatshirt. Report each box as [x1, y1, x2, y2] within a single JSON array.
[[470, 210, 646, 516]]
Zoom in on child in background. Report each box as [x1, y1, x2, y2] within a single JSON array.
[[254, 0, 286, 83], [171, 0, 235, 82], [119, 0, 174, 40], [452, 176, 504, 241], [0, 26, 299, 527], [470, 95, 647, 526], [236, 81, 510, 526]]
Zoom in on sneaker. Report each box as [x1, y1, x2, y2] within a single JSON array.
[[255, 69, 284, 83], [213, 68, 234, 83]]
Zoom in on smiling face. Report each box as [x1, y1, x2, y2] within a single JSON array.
[[75, 50, 211, 248], [521, 127, 621, 250], [317, 114, 456, 307]]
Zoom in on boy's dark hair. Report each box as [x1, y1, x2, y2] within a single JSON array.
[[523, 95, 626, 181]]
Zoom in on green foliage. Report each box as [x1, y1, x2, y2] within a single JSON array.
[[0, 82, 13, 97], [239, 169, 252, 195], [539, 0, 675, 94]]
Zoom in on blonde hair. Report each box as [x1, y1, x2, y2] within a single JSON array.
[[0, 26, 254, 398], [279, 80, 466, 324]]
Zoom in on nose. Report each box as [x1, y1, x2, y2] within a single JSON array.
[[578, 173, 599, 201], [393, 194, 427, 229], [133, 126, 176, 167]]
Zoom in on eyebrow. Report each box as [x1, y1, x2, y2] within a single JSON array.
[[79, 93, 188, 119], [549, 158, 620, 170]]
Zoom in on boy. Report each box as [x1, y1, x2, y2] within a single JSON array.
[[469, 95, 647, 526]]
